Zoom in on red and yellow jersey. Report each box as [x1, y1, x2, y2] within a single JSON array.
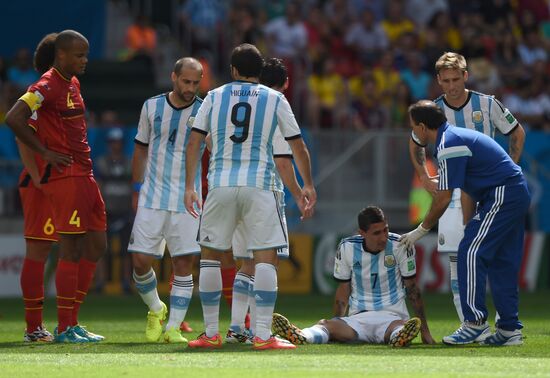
[[19, 67, 92, 181]]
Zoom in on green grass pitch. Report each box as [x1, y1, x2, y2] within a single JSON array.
[[1, 292, 550, 377]]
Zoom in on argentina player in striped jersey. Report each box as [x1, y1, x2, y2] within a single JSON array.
[[273, 206, 435, 347], [226, 58, 311, 344], [408, 52, 526, 322], [129, 58, 205, 344], [185, 44, 316, 350]]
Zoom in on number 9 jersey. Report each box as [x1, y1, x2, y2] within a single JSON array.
[[191, 81, 302, 191], [333, 233, 417, 317]]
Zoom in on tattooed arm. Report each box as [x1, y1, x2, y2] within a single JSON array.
[[333, 281, 351, 317], [408, 138, 438, 195], [508, 124, 525, 164], [403, 276, 436, 344]]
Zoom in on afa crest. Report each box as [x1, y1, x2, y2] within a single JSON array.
[[472, 111, 483, 123], [439, 233, 445, 245], [384, 255, 396, 268]]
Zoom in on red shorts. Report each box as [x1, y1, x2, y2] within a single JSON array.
[[19, 175, 59, 242], [42, 176, 107, 234]]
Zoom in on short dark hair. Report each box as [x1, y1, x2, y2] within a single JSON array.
[[173, 57, 202, 75], [34, 33, 58, 74], [408, 100, 447, 130], [260, 58, 287, 88], [230, 43, 263, 78], [358, 206, 386, 232], [55, 30, 88, 52]]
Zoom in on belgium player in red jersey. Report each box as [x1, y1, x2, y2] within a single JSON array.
[[7, 30, 107, 343]]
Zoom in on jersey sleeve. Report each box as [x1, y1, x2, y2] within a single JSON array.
[[275, 94, 301, 140], [191, 92, 212, 135], [333, 240, 352, 281], [134, 101, 150, 145], [436, 144, 471, 191], [395, 242, 417, 278], [21, 77, 56, 131], [490, 97, 518, 135], [272, 127, 292, 157]]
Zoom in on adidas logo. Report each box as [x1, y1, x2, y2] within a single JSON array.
[[203, 236, 211, 242], [255, 294, 263, 301], [353, 261, 361, 268]]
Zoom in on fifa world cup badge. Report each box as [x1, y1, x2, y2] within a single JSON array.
[[439, 233, 445, 246], [472, 111, 483, 123], [384, 255, 396, 268]]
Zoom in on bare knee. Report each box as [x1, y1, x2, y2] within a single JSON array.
[[132, 253, 154, 276], [172, 255, 195, 276]]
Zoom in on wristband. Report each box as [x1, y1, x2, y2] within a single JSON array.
[[133, 182, 142, 192]]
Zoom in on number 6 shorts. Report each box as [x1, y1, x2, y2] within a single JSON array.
[[19, 176, 59, 242], [41, 176, 107, 234], [198, 187, 288, 252]]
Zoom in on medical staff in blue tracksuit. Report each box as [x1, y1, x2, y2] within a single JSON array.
[[401, 100, 530, 346]]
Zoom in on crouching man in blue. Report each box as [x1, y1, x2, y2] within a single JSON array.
[[401, 100, 531, 346]]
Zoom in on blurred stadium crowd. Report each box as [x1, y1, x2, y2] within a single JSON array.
[[1, 0, 549, 131]]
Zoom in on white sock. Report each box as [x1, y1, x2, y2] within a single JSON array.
[[389, 325, 404, 342], [301, 324, 330, 344], [449, 253, 464, 322], [133, 269, 163, 312], [229, 272, 252, 333], [166, 274, 193, 330], [254, 263, 277, 340], [199, 260, 222, 337], [248, 275, 256, 336]]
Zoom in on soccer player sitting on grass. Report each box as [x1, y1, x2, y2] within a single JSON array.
[[273, 206, 435, 347]]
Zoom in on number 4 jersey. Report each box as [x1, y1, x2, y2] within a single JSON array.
[[334, 233, 417, 316], [191, 81, 302, 191], [135, 93, 204, 212]]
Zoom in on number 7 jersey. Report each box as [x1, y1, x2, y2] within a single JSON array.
[[191, 81, 302, 191], [333, 233, 417, 316]]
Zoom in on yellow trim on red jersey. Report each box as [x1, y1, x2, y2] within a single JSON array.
[[27, 123, 37, 132], [53, 67, 71, 82], [57, 231, 86, 235], [23, 296, 44, 301], [19, 92, 43, 112], [25, 236, 57, 242]]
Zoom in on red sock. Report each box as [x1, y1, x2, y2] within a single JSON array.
[[55, 260, 78, 333], [21, 258, 45, 333], [72, 259, 97, 326], [221, 267, 237, 309]]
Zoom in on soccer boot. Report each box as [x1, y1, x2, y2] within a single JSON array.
[[188, 332, 223, 349], [253, 335, 297, 350], [480, 328, 523, 346], [389, 317, 421, 347], [272, 313, 308, 345], [442, 322, 490, 345], [53, 326, 90, 343], [145, 302, 167, 342], [225, 328, 253, 344], [179, 321, 193, 333], [163, 326, 188, 343], [72, 325, 104, 342], [23, 325, 54, 342]]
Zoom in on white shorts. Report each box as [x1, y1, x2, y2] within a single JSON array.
[[340, 302, 409, 344], [198, 187, 287, 251], [232, 193, 289, 259], [438, 189, 464, 252], [128, 207, 200, 257]]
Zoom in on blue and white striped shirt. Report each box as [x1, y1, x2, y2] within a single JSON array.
[[434, 90, 518, 137], [135, 94, 204, 212], [333, 233, 416, 316], [192, 81, 301, 191]]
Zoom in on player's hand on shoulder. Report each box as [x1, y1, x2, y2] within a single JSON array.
[[42, 149, 72, 172], [399, 224, 429, 249], [184, 189, 201, 218]]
